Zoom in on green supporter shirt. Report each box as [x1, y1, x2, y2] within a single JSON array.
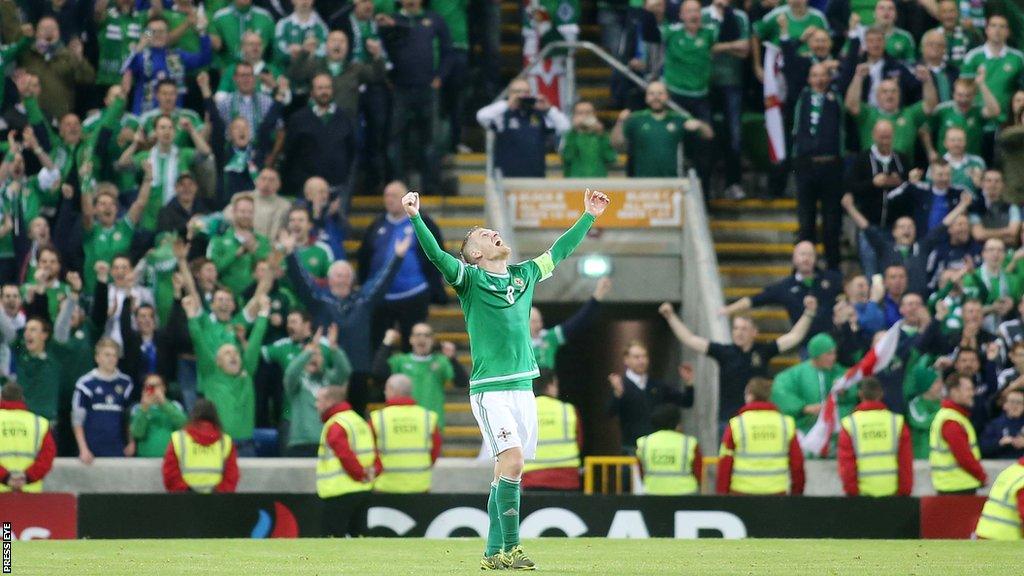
[[532, 326, 564, 370], [432, 0, 469, 49], [387, 352, 454, 428], [1, 174, 59, 227], [17, 343, 63, 422], [907, 395, 941, 459], [262, 335, 332, 422], [561, 130, 618, 178], [702, 6, 749, 88], [143, 237, 179, 327], [856, 102, 929, 156], [283, 347, 352, 447], [933, 153, 986, 192], [771, 360, 856, 435], [26, 97, 97, 184], [623, 109, 690, 177], [210, 5, 276, 68], [96, 8, 146, 85], [273, 12, 328, 66], [83, 97, 139, 193], [217, 61, 282, 93], [662, 23, 718, 97], [188, 314, 268, 441], [138, 108, 205, 149], [206, 227, 271, 296], [83, 217, 135, 294], [130, 400, 187, 457], [297, 241, 333, 279], [132, 146, 199, 232], [850, 0, 878, 24], [0, 37, 29, 106], [885, 28, 916, 63], [191, 312, 251, 378], [755, 6, 829, 54], [21, 282, 70, 324], [961, 45, 1024, 125], [374, 0, 397, 14], [409, 211, 594, 394], [929, 101, 987, 157]]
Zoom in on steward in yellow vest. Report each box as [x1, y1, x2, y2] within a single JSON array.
[[975, 457, 1024, 540], [929, 374, 987, 495], [717, 377, 804, 495], [0, 383, 57, 493], [162, 399, 238, 493], [370, 375, 440, 494], [636, 404, 701, 495], [523, 371, 582, 490], [316, 385, 376, 537], [837, 377, 913, 497]]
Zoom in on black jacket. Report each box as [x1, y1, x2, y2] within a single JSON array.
[[282, 105, 356, 195], [356, 212, 449, 305], [847, 148, 908, 226], [835, 37, 923, 108], [607, 375, 693, 448]]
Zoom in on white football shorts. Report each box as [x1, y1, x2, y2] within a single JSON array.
[[470, 390, 538, 460]]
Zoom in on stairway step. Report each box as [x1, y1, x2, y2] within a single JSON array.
[[578, 86, 611, 100], [445, 425, 483, 438], [710, 199, 797, 211], [429, 307, 464, 319], [578, 67, 612, 80], [718, 265, 794, 276], [724, 287, 762, 299], [748, 309, 791, 321], [715, 242, 819, 256], [772, 356, 799, 369], [437, 332, 470, 344], [349, 195, 486, 210], [442, 446, 481, 458], [710, 221, 799, 233]]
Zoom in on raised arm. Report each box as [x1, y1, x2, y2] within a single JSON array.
[[658, 302, 710, 354], [403, 192, 465, 286], [942, 190, 973, 227], [126, 161, 153, 226], [840, 193, 870, 230], [976, 66, 1001, 119], [534, 189, 610, 279], [776, 296, 818, 352]]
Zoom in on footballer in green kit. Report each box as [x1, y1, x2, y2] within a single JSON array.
[[403, 188, 609, 570]]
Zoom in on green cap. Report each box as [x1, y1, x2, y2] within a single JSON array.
[[807, 333, 836, 360]]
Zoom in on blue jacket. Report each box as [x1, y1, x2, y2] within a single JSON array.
[[980, 413, 1024, 459], [123, 37, 212, 114]]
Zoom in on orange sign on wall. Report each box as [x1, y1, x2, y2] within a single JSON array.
[[508, 188, 684, 228]]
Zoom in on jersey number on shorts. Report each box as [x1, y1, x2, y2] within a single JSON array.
[[505, 286, 515, 304]]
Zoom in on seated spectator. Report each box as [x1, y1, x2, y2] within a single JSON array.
[[772, 333, 856, 440], [971, 170, 1019, 245], [521, 370, 582, 491], [210, 0, 275, 69], [477, 78, 570, 178], [929, 78, 1000, 161], [636, 402, 701, 495], [0, 382, 57, 493], [129, 374, 187, 458], [846, 70, 937, 159], [163, 398, 240, 493], [981, 389, 1024, 459], [283, 325, 352, 456], [607, 341, 694, 453], [371, 325, 467, 429], [562, 101, 618, 178], [369, 373, 442, 493], [917, 29, 957, 103], [184, 293, 270, 456], [18, 16, 95, 119], [611, 81, 712, 178], [71, 338, 135, 463], [532, 278, 611, 370], [287, 30, 385, 121], [887, 162, 969, 237], [123, 15, 211, 115], [357, 181, 447, 346], [282, 74, 356, 200]]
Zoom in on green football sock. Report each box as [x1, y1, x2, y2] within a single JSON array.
[[485, 482, 502, 556], [496, 476, 522, 550]]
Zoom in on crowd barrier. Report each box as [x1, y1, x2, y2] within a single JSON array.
[[1, 492, 985, 541]]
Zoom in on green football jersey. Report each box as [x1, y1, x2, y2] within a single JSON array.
[[662, 23, 718, 97], [755, 6, 829, 54], [83, 217, 135, 294], [138, 108, 205, 148], [961, 45, 1024, 124], [623, 110, 691, 177], [856, 102, 929, 156], [928, 153, 986, 191], [297, 241, 333, 279], [885, 28, 915, 63], [96, 7, 146, 85], [532, 326, 565, 370], [387, 352, 454, 427]]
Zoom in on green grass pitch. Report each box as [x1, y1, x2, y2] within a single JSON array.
[[11, 538, 1018, 575]]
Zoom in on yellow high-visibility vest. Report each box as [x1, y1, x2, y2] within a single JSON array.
[[636, 429, 699, 495], [722, 409, 795, 494], [317, 409, 375, 498], [929, 407, 983, 493], [0, 409, 49, 493], [370, 404, 437, 493], [840, 409, 905, 496], [170, 430, 233, 494], [975, 463, 1024, 540], [523, 396, 580, 474]]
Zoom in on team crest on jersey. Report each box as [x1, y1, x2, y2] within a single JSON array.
[[751, 353, 762, 368], [422, 18, 432, 27], [821, 280, 830, 289], [514, 277, 525, 288], [113, 232, 122, 242], [896, 118, 907, 126], [309, 257, 319, 267], [1006, 63, 1013, 72], [666, 123, 676, 132], [115, 385, 124, 394], [694, 39, 704, 47], [272, 300, 281, 310]]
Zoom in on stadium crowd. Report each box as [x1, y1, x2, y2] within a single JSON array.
[[0, 0, 1022, 531]]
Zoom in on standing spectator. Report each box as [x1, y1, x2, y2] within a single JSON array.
[[230, 169, 291, 241], [129, 374, 187, 458], [316, 384, 377, 537], [281, 74, 356, 201], [357, 180, 447, 346], [283, 325, 353, 456], [280, 229, 410, 414], [80, 165, 152, 294], [0, 382, 56, 493], [879, 264, 908, 326], [918, 29, 957, 104], [522, 370, 581, 491], [981, 389, 1024, 459], [371, 325, 467, 429], [369, 373, 441, 493], [119, 297, 172, 393], [772, 333, 856, 437], [286, 30, 386, 121], [751, 0, 828, 82], [837, 377, 913, 497], [835, 28, 921, 111], [561, 101, 618, 178], [282, 205, 333, 279], [476, 78, 570, 178], [851, 0, 914, 63], [18, 17, 95, 119], [157, 173, 208, 235], [137, 80, 206, 150], [610, 81, 712, 178], [929, 373, 987, 494], [71, 338, 135, 463], [717, 377, 805, 495], [846, 66, 937, 159], [792, 63, 846, 270], [216, 32, 285, 96], [210, 0, 275, 68], [886, 162, 970, 237], [530, 278, 611, 370], [606, 341, 694, 452], [973, 454, 1024, 540], [162, 398, 240, 493], [213, 61, 286, 142], [660, 297, 816, 426], [908, 372, 943, 458], [937, 128, 986, 192], [16, 302, 73, 425], [433, 0, 469, 154], [184, 293, 270, 456], [927, 0, 980, 68], [846, 120, 907, 278], [722, 241, 843, 340], [377, 0, 452, 192], [122, 16, 212, 115], [928, 75, 1001, 162], [971, 170, 1019, 245], [702, 0, 749, 199], [93, 0, 146, 95], [299, 177, 345, 260], [961, 15, 1024, 152], [636, 403, 702, 495], [273, 0, 328, 67], [779, 26, 836, 116], [206, 195, 270, 296]]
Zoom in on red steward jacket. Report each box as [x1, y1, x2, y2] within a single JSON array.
[[716, 401, 805, 495], [939, 400, 987, 485], [323, 402, 382, 481], [0, 401, 56, 485], [162, 421, 240, 493], [837, 401, 914, 496]]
